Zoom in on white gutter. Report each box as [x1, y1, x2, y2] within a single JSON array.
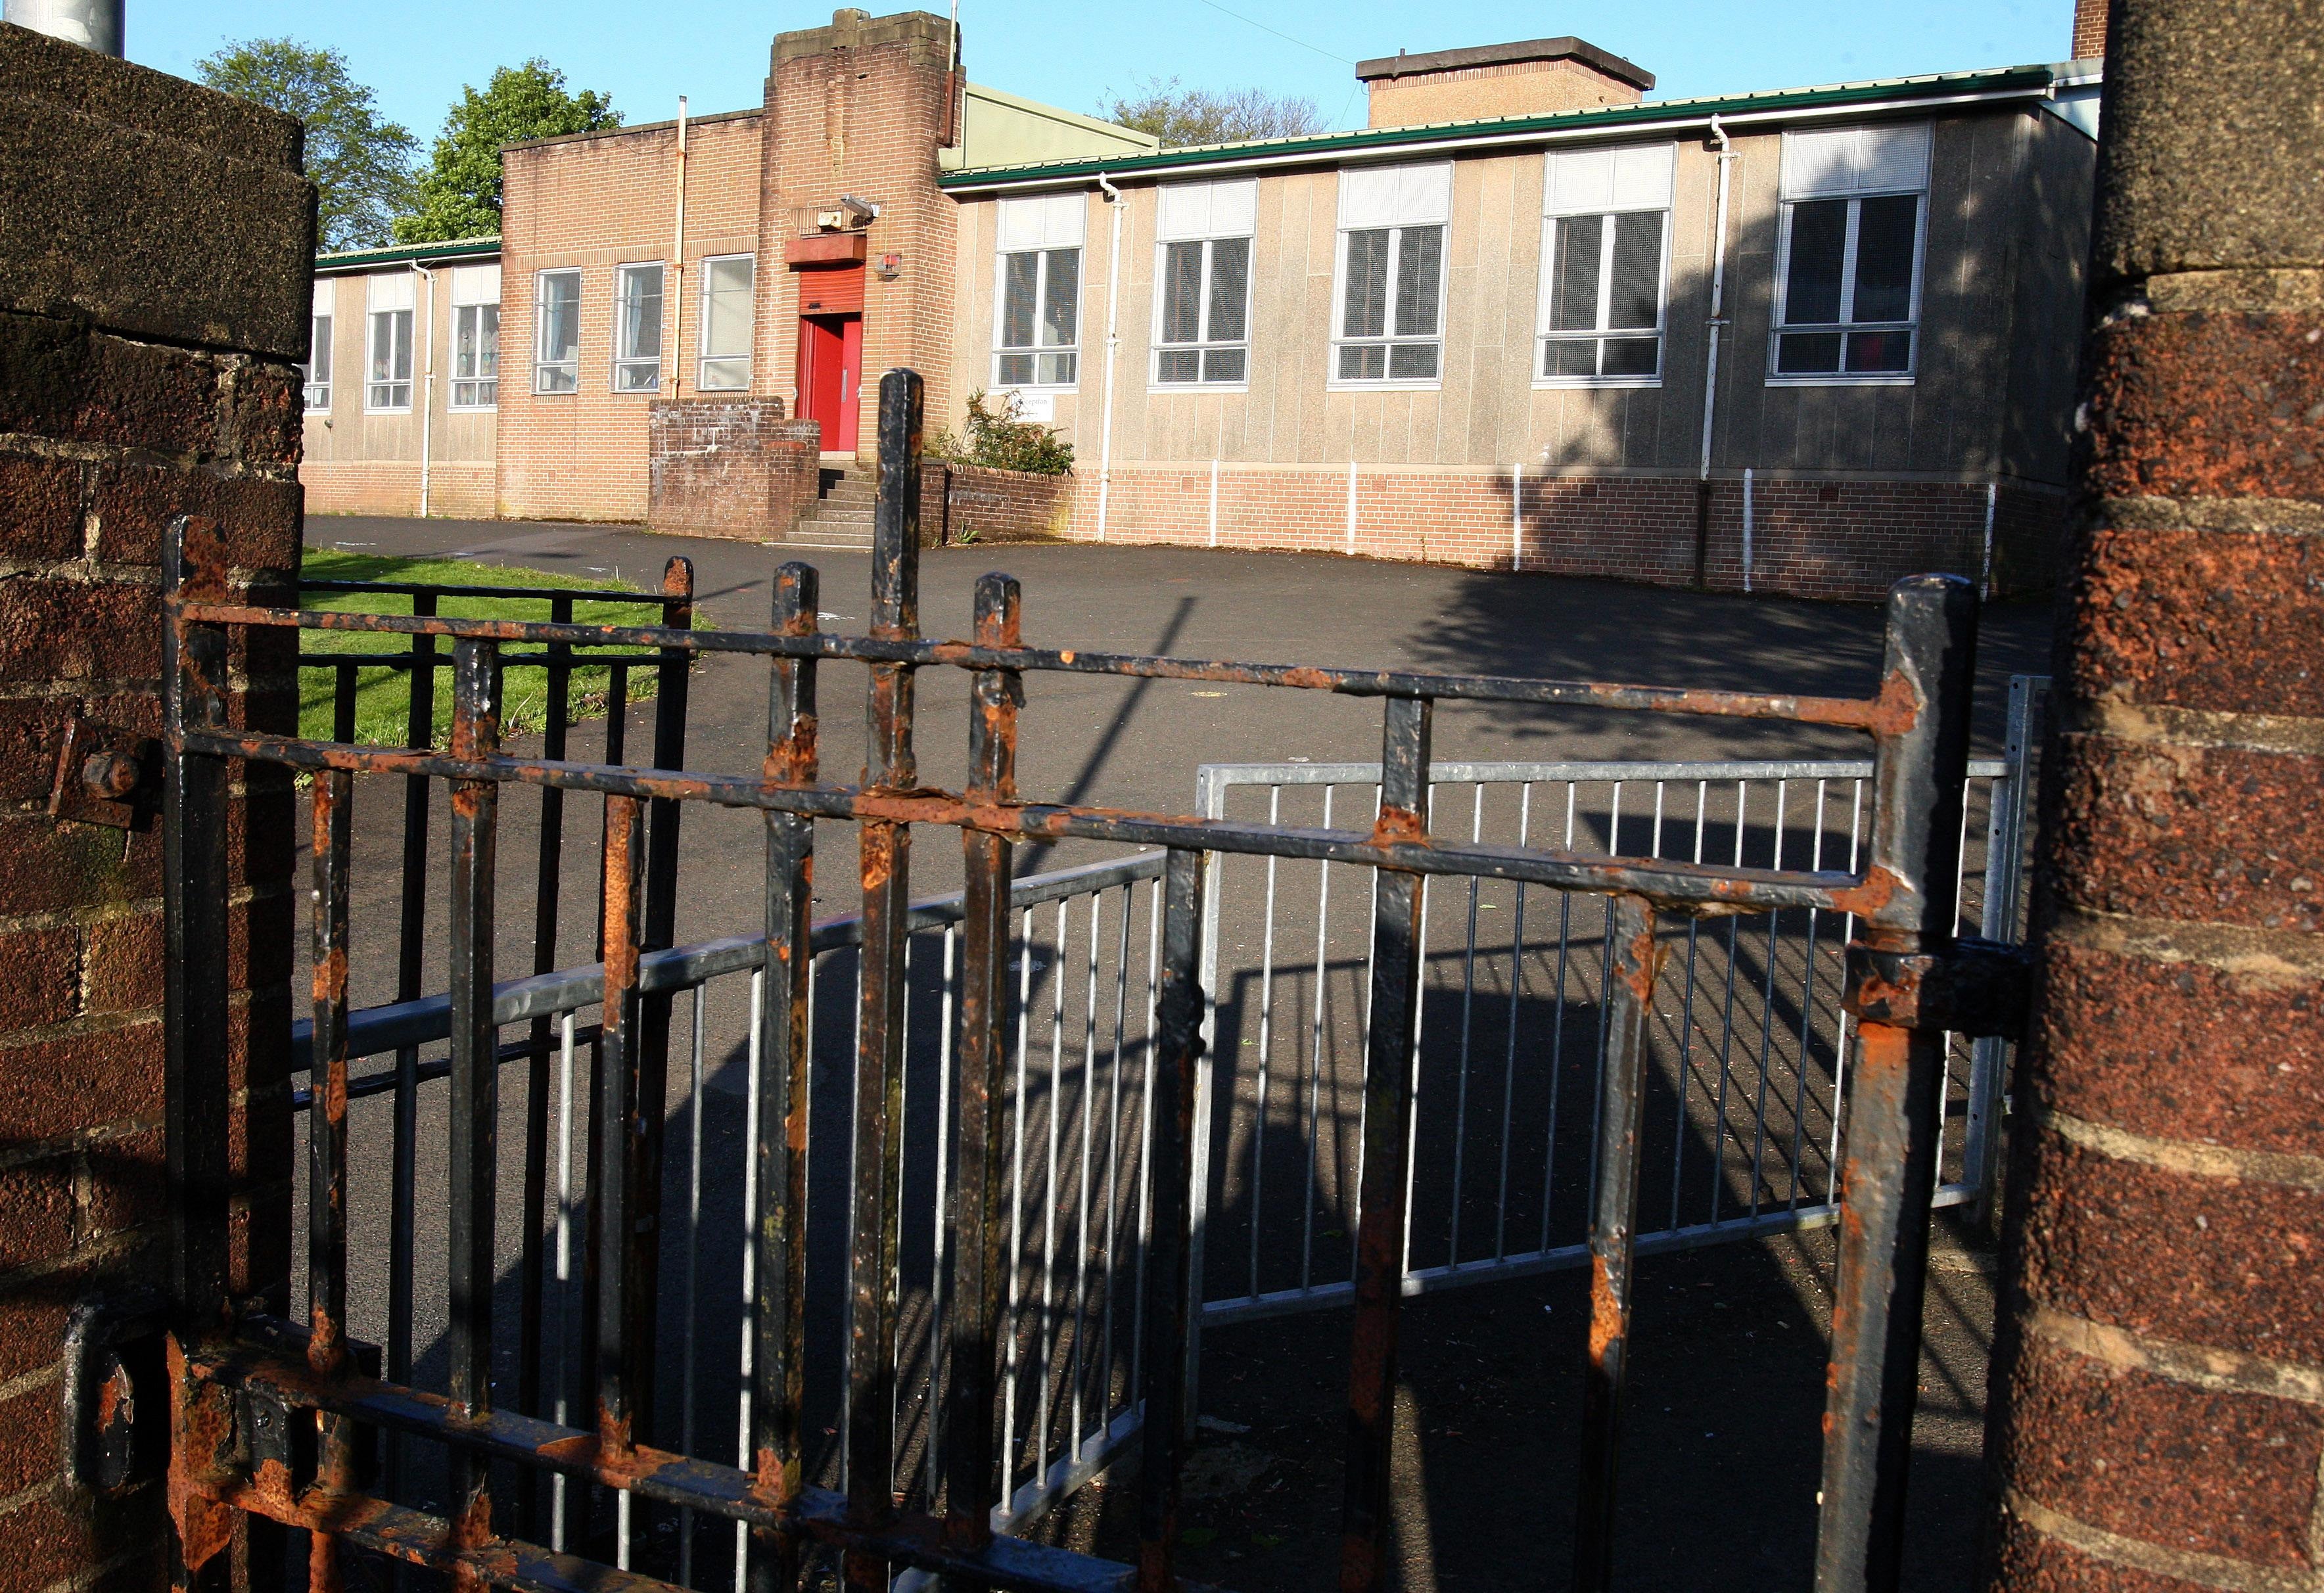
[[414, 262, 434, 518], [1094, 172, 1125, 542], [670, 96, 689, 400], [1697, 114, 1736, 486], [940, 85, 2052, 193]]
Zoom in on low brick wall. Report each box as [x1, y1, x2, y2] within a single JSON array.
[[919, 461, 1074, 545], [1062, 463, 2062, 602], [648, 398, 820, 541]]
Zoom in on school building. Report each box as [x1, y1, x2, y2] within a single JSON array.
[[299, 3, 2106, 599]]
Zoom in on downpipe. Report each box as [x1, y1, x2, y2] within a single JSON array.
[[1694, 114, 1736, 588], [1095, 173, 1125, 541]]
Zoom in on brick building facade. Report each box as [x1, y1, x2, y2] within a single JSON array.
[[300, 5, 2106, 601]]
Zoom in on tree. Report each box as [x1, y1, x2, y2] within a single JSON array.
[[197, 39, 416, 252], [397, 62, 620, 243], [1102, 76, 1326, 146]]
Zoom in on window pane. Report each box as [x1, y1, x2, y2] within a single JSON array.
[[1202, 347, 1246, 383], [619, 266, 664, 360], [1342, 229, 1389, 339], [1394, 225, 1441, 338], [997, 352, 1034, 385], [1036, 350, 1076, 386], [476, 304, 499, 379], [540, 273, 580, 364], [1601, 334, 1658, 377], [1206, 237, 1250, 343], [703, 258, 753, 360], [1545, 338, 1598, 379], [1845, 329, 1913, 373], [699, 357, 749, 391], [1040, 248, 1080, 348], [1777, 331, 1843, 374], [1339, 343, 1385, 381], [1608, 212, 1662, 331], [1783, 199, 1848, 325], [1159, 242, 1204, 344], [1548, 216, 1603, 333], [539, 365, 578, 394], [1388, 341, 1438, 380], [1851, 194, 1918, 323], [1000, 252, 1038, 349], [305, 315, 331, 407], [1156, 348, 1200, 383]]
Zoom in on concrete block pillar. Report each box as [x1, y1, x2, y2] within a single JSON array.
[[0, 21, 312, 1584], [1982, 1, 2324, 1588]]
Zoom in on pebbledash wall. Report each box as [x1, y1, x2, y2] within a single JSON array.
[[300, 5, 2104, 601]]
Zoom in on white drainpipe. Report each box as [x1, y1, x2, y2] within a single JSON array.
[[414, 261, 434, 518], [1698, 115, 1736, 490], [670, 96, 689, 400], [1095, 172, 1125, 540]]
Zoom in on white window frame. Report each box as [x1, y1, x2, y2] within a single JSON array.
[[612, 262, 666, 394], [1769, 124, 1931, 386], [1150, 179, 1257, 391], [363, 272, 413, 413], [695, 253, 756, 392], [534, 268, 581, 394], [992, 193, 1087, 392], [303, 281, 333, 413], [1535, 144, 1674, 389], [448, 264, 500, 411], [1330, 163, 1452, 391]]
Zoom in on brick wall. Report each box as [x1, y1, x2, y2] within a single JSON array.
[[1064, 463, 2062, 601], [923, 461, 1073, 544], [0, 25, 310, 1584], [1365, 55, 1646, 128], [647, 397, 820, 540]]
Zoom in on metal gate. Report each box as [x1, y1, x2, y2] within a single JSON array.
[[156, 369, 2025, 1593]]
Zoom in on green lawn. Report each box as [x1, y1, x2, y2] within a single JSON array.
[[298, 549, 687, 747]]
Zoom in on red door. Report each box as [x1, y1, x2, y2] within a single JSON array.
[[797, 312, 864, 454]]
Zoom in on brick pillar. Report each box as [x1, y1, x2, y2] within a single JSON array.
[[2070, 0, 2109, 58], [1982, 1, 2324, 1588], [0, 23, 311, 1585]]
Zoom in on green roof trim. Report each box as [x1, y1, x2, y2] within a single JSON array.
[[315, 236, 501, 271], [937, 64, 2058, 189]]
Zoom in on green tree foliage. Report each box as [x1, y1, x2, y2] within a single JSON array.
[[1102, 76, 1325, 146], [925, 391, 1075, 475], [196, 39, 416, 251], [396, 61, 620, 243]]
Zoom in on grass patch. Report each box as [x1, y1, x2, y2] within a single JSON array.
[[298, 549, 686, 747]]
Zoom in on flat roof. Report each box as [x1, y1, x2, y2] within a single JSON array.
[[314, 237, 501, 272], [1355, 38, 1653, 93], [938, 63, 2060, 191]]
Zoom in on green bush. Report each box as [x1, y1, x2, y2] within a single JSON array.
[[925, 389, 1075, 476]]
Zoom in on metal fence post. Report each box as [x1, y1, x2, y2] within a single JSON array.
[[946, 570, 1022, 1581], [751, 563, 820, 1593], [1339, 693, 1433, 1593], [847, 369, 924, 1589], [1963, 673, 2041, 1224], [1815, 573, 1978, 1593], [1184, 766, 1224, 1438]]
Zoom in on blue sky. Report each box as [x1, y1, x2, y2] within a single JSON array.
[[131, 0, 2070, 147]]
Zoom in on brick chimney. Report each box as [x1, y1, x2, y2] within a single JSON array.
[[1355, 37, 1652, 129], [2071, 0, 2108, 59]]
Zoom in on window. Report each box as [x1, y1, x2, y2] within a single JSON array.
[[697, 254, 755, 390], [1334, 164, 1450, 384], [1772, 124, 1930, 380], [365, 271, 413, 411], [534, 269, 580, 393], [993, 193, 1084, 388], [1153, 180, 1255, 386], [613, 263, 665, 392], [1538, 145, 1673, 383], [449, 264, 500, 409], [303, 281, 333, 412]]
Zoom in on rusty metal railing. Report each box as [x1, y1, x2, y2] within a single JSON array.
[[161, 368, 2022, 1593]]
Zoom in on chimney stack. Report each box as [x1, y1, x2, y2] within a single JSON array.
[[1354, 37, 1652, 129], [2071, 0, 2108, 60]]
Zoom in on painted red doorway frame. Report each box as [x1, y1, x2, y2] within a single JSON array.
[[797, 312, 864, 455]]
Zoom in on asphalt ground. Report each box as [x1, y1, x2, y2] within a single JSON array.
[[296, 511, 2051, 1590]]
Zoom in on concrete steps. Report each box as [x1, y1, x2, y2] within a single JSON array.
[[783, 467, 876, 549]]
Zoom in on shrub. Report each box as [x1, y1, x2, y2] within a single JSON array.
[[925, 390, 1075, 476]]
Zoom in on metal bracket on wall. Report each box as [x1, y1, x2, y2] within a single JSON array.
[[1844, 937, 2034, 1038], [47, 713, 158, 830], [61, 1290, 168, 1501]]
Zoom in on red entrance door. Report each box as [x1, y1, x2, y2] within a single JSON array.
[[797, 312, 864, 455]]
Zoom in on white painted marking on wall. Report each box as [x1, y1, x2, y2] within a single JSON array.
[[1345, 459, 1357, 553], [1510, 463, 1523, 570], [1209, 457, 1220, 548], [1742, 467, 1755, 594], [1982, 480, 1997, 599]]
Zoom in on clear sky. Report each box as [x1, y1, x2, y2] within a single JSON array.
[[129, 0, 2072, 149]]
